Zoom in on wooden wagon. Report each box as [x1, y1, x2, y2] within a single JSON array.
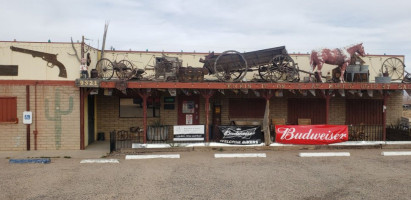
[[200, 46, 300, 82]]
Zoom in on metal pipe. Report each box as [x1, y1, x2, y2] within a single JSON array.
[[34, 82, 38, 150], [26, 85, 30, 151], [383, 92, 388, 141], [142, 94, 147, 144]]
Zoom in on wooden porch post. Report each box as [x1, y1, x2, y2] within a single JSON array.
[[137, 89, 151, 144], [200, 90, 215, 142], [383, 92, 388, 141], [262, 90, 274, 146]]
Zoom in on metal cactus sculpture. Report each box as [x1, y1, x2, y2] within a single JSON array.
[[45, 88, 73, 149]]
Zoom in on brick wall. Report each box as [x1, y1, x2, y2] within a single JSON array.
[[0, 85, 80, 150], [329, 97, 346, 125], [386, 91, 403, 125]]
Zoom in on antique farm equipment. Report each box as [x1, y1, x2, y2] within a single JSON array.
[[310, 43, 365, 82], [381, 57, 405, 82], [95, 58, 144, 80], [146, 55, 205, 82], [10, 46, 67, 78], [178, 67, 205, 82], [152, 56, 181, 81], [200, 46, 299, 82]]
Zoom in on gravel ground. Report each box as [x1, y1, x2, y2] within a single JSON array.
[[1, 149, 411, 200]]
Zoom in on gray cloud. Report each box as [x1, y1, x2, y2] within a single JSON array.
[[1, 0, 411, 70]]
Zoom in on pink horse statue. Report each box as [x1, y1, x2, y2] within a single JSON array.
[[310, 43, 365, 82]]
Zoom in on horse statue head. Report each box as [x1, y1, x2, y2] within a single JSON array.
[[310, 43, 365, 82]]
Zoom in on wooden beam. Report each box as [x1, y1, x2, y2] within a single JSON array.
[[200, 89, 215, 142], [261, 90, 273, 146], [136, 89, 151, 144], [97, 81, 411, 90]]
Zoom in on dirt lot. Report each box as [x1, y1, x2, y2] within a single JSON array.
[[1, 149, 411, 200]]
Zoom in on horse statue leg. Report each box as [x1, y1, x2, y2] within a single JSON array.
[[340, 62, 349, 82], [315, 63, 323, 82]]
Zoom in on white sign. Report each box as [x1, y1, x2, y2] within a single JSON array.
[[173, 125, 204, 141], [186, 114, 193, 125], [23, 111, 32, 124]]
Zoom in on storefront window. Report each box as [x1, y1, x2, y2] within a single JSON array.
[[119, 97, 160, 118]]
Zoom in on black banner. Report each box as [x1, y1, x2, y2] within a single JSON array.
[[218, 126, 262, 145]]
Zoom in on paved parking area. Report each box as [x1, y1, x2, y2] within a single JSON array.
[[1, 149, 411, 199]]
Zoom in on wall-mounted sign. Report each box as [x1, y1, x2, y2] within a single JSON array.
[[182, 101, 195, 113], [164, 97, 175, 103], [164, 104, 175, 110], [173, 125, 204, 141], [0, 65, 18, 76], [75, 79, 100, 87], [275, 125, 348, 145], [23, 111, 32, 125], [186, 114, 193, 125], [218, 126, 262, 145]]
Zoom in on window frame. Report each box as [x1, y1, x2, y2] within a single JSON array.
[[0, 97, 18, 123], [119, 97, 160, 118]]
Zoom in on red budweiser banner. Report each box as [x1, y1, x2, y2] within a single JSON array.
[[275, 125, 348, 145]]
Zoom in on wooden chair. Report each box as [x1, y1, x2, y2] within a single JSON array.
[[272, 118, 286, 125], [298, 118, 311, 125]]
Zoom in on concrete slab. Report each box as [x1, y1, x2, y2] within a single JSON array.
[[80, 159, 119, 163], [214, 153, 266, 158], [125, 154, 180, 159], [299, 152, 350, 157], [381, 151, 411, 156]]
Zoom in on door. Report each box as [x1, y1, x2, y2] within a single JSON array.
[[88, 95, 95, 144], [212, 104, 222, 140], [178, 95, 200, 125]]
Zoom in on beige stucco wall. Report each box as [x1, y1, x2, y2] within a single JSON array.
[[103, 50, 404, 83], [0, 41, 99, 80], [0, 41, 404, 83]]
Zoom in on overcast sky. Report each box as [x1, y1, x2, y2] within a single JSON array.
[[2, 0, 411, 70]]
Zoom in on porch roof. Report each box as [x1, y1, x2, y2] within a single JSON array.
[[76, 79, 411, 90]]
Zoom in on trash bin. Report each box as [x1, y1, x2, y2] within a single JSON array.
[[97, 132, 105, 141]]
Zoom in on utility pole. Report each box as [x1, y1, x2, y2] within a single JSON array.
[[81, 35, 85, 59], [101, 21, 109, 59]]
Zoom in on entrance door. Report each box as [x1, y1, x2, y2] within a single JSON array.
[[178, 95, 200, 125], [88, 95, 95, 144]]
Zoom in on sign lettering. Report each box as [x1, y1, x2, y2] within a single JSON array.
[[275, 125, 348, 145]]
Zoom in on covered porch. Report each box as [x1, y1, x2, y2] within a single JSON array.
[[77, 80, 409, 150]]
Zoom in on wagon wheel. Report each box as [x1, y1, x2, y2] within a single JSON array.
[[382, 57, 405, 80], [115, 60, 135, 80], [214, 50, 248, 82], [264, 54, 295, 82], [258, 64, 282, 82], [285, 65, 300, 82], [96, 58, 114, 80]]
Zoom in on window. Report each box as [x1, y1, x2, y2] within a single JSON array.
[[0, 97, 17, 123], [229, 98, 265, 118], [119, 97, 160, 118]]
